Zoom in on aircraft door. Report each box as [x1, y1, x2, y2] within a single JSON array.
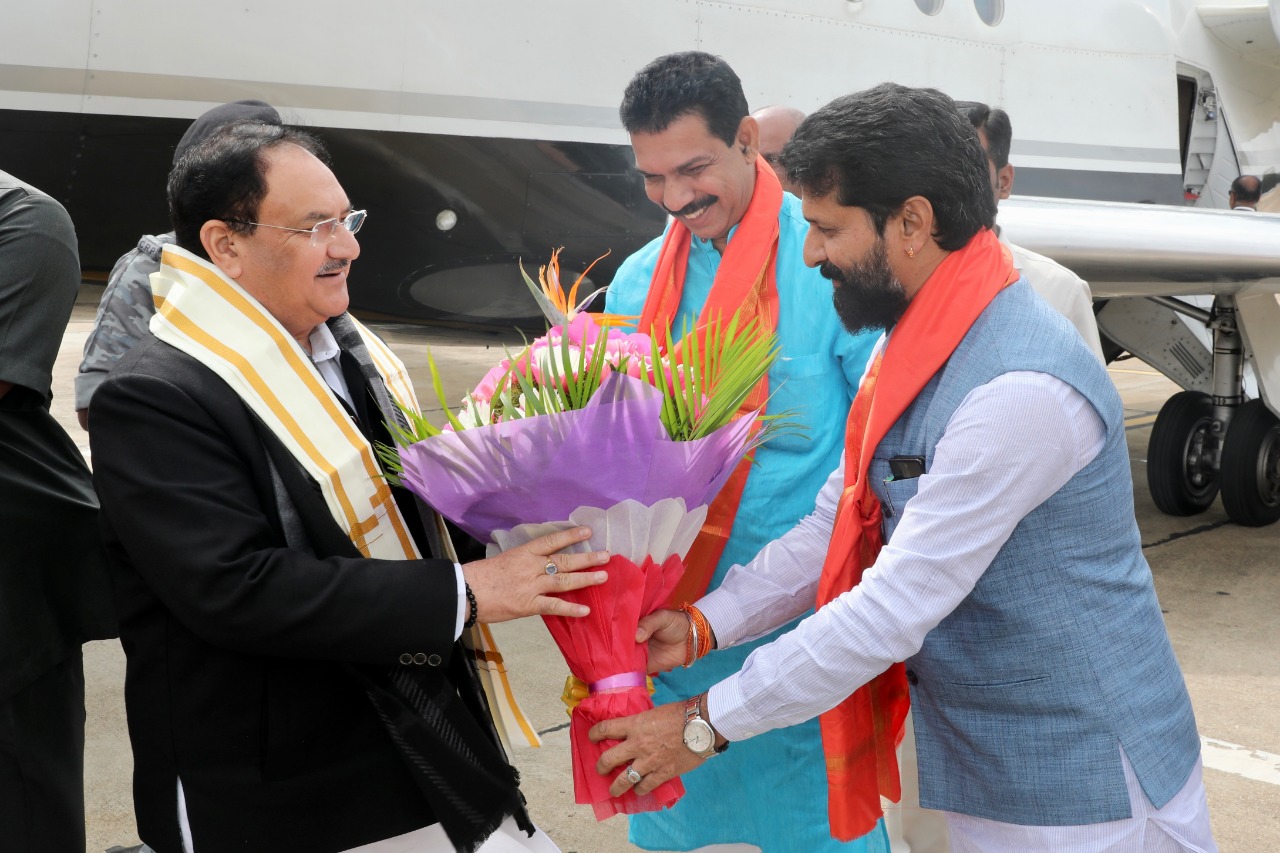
[[1177, 64, 1240, 208]]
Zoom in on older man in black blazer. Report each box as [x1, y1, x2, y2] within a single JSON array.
[[90, 122, 608, 853]]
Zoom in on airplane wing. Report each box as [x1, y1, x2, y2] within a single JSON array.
[[999, 195, 1280, 299]]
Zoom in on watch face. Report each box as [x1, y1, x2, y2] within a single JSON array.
[[683, 719, 714, 754]]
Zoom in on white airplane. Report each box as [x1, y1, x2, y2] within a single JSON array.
[[3, 0, 1280, 524]]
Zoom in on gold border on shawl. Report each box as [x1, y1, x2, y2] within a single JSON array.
[[161, 252, 417, 558], [352, 317, 421, 413], [478, 623, 541, 747]]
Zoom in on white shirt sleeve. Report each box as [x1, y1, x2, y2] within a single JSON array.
[[704, 371, 1106, 742], [697, 461, 843, 647], [453, 563, 466, 639]]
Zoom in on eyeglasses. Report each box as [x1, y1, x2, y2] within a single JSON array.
[[225, 209, 367, 246]]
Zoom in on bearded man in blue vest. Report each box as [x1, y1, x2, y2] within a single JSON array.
[[591, 83, 1217, 852]]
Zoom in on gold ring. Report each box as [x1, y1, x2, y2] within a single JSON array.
[[544, 560, 558, 575]]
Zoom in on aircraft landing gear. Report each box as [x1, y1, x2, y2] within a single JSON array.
[[1219, 399, 1280, 527], [1147, 390, 1220, 515], [1141, 294, 1280, 525]]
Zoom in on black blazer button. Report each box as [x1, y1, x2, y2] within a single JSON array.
[[427, 654, 443, 667], [905, 669, 919, 686], [412, 652, 428, 665], [399, 653, 414, 665]]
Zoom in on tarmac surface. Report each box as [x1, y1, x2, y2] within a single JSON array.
[[51, 286, 1279, 852]]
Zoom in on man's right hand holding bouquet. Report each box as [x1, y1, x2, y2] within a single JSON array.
[[634, 607, 703, 673]]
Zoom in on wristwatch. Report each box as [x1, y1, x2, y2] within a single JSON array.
[[683, 695, 728, 758]]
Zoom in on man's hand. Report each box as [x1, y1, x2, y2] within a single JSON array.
[[463, 526, 609, 623], [589, 700, 703, 797], [637, 609, 689, 674], [77, 408, 90, 431]]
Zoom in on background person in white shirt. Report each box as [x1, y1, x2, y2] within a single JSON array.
[[955, 101, 1106, 363], [1228, 174, 1260, 211]]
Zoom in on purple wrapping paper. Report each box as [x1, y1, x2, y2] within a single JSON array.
[[397, 372, 758, 542]]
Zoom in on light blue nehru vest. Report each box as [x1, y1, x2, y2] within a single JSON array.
[[868, 281, 1201, 825]]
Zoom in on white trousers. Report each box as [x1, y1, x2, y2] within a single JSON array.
[[883, 711, 950, 853]]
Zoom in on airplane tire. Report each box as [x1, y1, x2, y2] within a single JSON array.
[[1147, 391, 1219, 516], [1219, 399, 1280, 527]]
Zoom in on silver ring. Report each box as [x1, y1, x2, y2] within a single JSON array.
[[544, 560, 558, 575], [624, 766, 643, 786]]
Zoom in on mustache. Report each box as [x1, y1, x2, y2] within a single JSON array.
[[665, 195, 717, 218], [318, 259, 350, 276], [819, 261, 847, 284]]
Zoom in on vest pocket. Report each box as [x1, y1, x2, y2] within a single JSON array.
[[870, 456, 922, 519], [938, 673, 1051, 690]]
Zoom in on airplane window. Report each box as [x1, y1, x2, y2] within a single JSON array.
[[914, 0, 944, 15], [974, 0, 1003, 25]]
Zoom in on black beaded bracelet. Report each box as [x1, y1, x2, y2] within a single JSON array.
[[464, 582, 478, 629]]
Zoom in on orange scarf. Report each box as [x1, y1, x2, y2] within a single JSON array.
[[638, 158, 782, 607], [818, 228, 1017, 841]]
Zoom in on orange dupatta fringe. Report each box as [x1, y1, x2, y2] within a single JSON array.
[[817, 228, 1017, 840], [637, 158, 783, 607]]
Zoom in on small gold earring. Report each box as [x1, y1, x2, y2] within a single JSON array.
[[906, 245, 915, 258]]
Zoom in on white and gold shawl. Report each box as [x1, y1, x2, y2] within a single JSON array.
[[149, 245, 538, 748]]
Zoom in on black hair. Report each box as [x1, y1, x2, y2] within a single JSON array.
[[955, 100, 1012, 170], [1230, 174, 1262, 203], [780, 83, 996, 251], [167, 122, 328, 260], [619, 51, 748, 147]]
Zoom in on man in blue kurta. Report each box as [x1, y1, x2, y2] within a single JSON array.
[[604, 51, 882, 853]]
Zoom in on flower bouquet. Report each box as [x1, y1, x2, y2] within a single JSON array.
[[381, 250, 779, 819]]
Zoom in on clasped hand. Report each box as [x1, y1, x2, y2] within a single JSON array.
[[635, 608, 690, 674], [463, 526, 609, 623], [589, 699, 703, 797]]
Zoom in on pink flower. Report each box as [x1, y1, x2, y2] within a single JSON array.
[[462, 314, 661, 405], [561, 313, 654, 359], [472, 359, 513, 404]]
